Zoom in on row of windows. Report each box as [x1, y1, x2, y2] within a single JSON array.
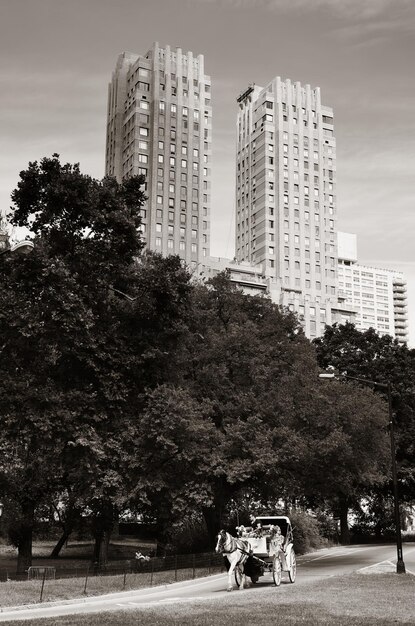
[[154, 238, 207, 255]]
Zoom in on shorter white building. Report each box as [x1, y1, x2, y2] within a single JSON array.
[[199, 256, 356, 338], [337, 232, 408, 344]]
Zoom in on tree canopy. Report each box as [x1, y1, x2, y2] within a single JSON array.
[[0, 157, 399, 570]]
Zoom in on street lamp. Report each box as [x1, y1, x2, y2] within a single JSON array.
[[319, 368, 406, 574]]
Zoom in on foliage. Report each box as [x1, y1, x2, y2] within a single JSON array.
[[314, 322, 415, 499], [288, 510, 327, 554], [0, 155, 151, 569]]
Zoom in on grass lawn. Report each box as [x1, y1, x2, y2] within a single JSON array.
[[1, 573, 415, 625], [0, 567, 223, 608]]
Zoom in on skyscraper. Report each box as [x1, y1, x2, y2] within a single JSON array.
[[235, 78, 344, 337], [106, 43, 212, 267]]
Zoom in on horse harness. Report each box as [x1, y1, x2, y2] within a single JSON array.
[[220, 532, 252, 558]]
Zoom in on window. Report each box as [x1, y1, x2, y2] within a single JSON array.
[[139, 127, 148, 136], [191, 243, 197, 253], [138, 154, 148, 163], [158, 154, 164, 163], [181, 159, 187, 168], [168, 239, 174, 249], [138, 82, 149, 91], [171, 103, 177, 115], [140, 100, 149, 110]]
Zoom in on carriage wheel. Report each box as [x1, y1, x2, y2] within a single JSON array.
[[272, 556, 282, 587], [234, 565, 243, 588], [288, 551, 296, 583]]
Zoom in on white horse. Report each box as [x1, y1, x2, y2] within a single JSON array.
[[215, 530, 251, 591]]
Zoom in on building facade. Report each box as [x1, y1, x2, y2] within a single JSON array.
[[338, 232, 408, 344], [106, 43, 212, 267], [235, 78, 352, 338]]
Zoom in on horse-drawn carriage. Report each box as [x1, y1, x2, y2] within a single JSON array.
[[216, 515, 296, 591]]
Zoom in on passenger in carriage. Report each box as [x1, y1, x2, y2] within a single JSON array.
[[269, 525, 285, 556]]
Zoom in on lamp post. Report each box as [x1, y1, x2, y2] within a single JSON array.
[[319, 368, 406, 574]]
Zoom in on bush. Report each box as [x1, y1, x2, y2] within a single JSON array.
[[288, 510, 328, 554], [166, 517, 211, 554]]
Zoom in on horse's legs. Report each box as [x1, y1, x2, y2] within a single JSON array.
[[227, 559, 236, 591], [240, 569, 246, 590]]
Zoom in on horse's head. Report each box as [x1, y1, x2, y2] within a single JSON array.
[[215, 529, 228, 553]]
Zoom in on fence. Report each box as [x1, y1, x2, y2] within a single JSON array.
[[0, 551, 225, 586]]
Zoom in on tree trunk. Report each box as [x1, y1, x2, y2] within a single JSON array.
[[339, 498, 350, 545], [91, 501, 116, 566], [202, 506, 223, 545], [50, 529, 72, 558], [16, 501, 35, 575]]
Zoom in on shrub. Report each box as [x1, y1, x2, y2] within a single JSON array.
[[166, 517, 211, 554], [288, 510, 328, 554]]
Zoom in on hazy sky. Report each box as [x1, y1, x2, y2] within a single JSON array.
[[1, 0, 414, 343]]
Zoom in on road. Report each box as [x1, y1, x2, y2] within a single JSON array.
[[0, 543, 414, 622]]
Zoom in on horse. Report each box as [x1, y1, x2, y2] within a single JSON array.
[[215, 529, 251, 591]]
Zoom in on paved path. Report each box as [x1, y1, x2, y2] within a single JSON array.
[[1, 543, 414, 622]]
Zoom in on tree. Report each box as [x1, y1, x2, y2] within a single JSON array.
[[294, 379, 389, 543], [147, 273, 321, 541], [0, 155, 148, 571], [314, 322, 415, 503]]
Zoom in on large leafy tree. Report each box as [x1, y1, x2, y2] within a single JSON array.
[[138, 274, 321, 541], [0, 155, 161, 571], [314, 322, 415, 501], [294, 379, 389, 543]]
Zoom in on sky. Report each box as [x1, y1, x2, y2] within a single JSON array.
[[1, 0, 414, 343]]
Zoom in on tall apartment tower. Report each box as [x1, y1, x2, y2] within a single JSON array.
[[236, 79, 339, 337], [106, 43, 212, 267]]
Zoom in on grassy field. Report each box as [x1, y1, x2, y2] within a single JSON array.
[[1, 573, 414, 625], [0, 566, 223, 608]]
